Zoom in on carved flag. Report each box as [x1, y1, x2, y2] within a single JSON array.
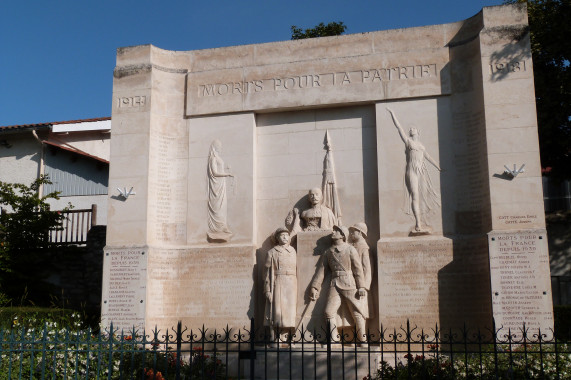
[[322, 130, 343, 225]]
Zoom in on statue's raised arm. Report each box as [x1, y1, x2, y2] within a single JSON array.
[[387, 108, 409, 145]]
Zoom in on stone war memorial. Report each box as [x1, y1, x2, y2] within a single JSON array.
[[101, 4, 554, 341]]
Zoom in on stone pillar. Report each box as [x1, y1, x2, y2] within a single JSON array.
[[479, 5, 553, 334], [102, 45, 155, 331], [102, 46, 257, 332]]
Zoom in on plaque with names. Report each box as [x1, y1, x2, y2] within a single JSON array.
[[377, 235, 491, 332], [378, 237, 453, 330], [101, 248, 147, 332], [144, 246, 255, 330], [488, 230, 554, 336]]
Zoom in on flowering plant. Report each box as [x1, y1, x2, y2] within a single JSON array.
[[365, 343, 571, 380], [0, 314, 229, 380]]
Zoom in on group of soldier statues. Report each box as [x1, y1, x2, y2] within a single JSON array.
[[263, 187, 372, 342]]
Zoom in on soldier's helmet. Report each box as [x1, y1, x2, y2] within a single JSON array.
[[272, 227, 290, 244], [349, 222, 368, 238], [333, 225, 349, 241]]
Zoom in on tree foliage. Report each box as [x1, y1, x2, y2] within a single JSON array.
[[507, 0, 571, 178], [0, 176, 66, 303], [291, 21, 347, 40]]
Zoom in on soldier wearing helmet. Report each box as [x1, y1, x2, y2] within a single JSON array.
[[349, 222, 373, 322], [309, 225, 367, 341], [264, 227, 297, 342]]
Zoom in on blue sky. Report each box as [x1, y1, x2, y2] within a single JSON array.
[[1, 0, 504, 126]]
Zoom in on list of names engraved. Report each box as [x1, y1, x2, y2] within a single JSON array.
[[378, 238, 453, 323], [148, 133, 187, 244], [379, 236, 492, 330], [489, 231, 553, 333], [102, 249, 147, 330], [146, 247, 253, 323]]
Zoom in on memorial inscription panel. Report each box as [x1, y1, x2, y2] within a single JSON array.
[[148, 134, 187, 244], [101, 248, 148, 331], [145, 246, 255, 329], [378, 237, 452, 329], [489, 230, 553, 335], [378, 236, 492, 331], [187, 50, 451, 115], [451, 110, 490, 233]]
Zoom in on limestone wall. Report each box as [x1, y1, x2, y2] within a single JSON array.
[[102, 4, 553, 336]]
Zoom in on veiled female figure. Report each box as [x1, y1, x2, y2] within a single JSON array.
[[207, 140, 233, 242], [387, 108, 441, 233]]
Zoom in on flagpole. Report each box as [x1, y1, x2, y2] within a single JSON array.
[[322, 130, 342, 225]]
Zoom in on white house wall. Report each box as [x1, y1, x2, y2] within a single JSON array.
[[0, 134, 41, 188]]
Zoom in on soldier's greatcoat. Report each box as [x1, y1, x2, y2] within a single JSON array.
[[264, 244, 297, 327], [352, 239, 373, 319], [310, 242, 367, 319]]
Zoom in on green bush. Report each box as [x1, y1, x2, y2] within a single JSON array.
[[0, 176, 68, 303], [367, 343, 571, 380], [0, 307, 80, 330], [0, 312, 229, 380]]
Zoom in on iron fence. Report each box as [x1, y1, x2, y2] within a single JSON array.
[[1, 319, 570, 379]]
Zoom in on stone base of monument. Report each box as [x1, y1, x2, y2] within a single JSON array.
[[377, 235, 492, 334], [101, 244, 256, 332], [245, 347, 381, 380]]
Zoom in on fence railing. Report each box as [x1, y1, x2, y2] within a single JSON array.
[[1, 318, 570, 379], [48, 204, 97, 245]]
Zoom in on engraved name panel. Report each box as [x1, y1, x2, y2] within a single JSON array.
[[148, 133, 187, 244], [378, 238, 453, 329], [378, 236, 492, 332], [489, 230, 554, 336], [146, 246, 254, 330], [497, 214, 538, 226], [101, 248, 147, 331]]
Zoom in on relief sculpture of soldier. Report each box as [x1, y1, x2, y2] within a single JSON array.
[[349, 222, 374, 323], [289, 187, 337, 234], [309, 225, 368, 342], [264, 227, 297, 343]]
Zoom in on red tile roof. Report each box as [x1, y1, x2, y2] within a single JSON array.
[[0, 117, 110, 132]]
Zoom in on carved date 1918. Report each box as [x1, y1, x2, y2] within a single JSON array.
[[489, 61, 526, 74]]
